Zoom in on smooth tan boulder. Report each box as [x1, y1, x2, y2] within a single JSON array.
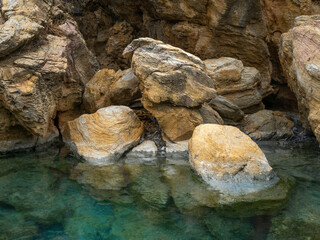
[[279, 15, 320, 144], [189, 124, 276, 195], [240, 110, 294, 141], [62, 106, 144, 164]]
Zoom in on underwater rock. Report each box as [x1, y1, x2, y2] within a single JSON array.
[[189, 124, 277, 196], [63, 106, 144, 164], [279, 15, 320, 144], [205, 57, 264, 113], [240, 110, 294, 141]]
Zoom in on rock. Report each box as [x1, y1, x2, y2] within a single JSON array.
[[165, 140, 189, 161], [240, 110, 294, 141], [143, 100, 223, 142], [189, 124, 277, 196], [0, 15, 43, 57], [125, 140, 158, 160], [83, 68, 140, 113], [125, 38, 223, 141], [279, 16, 320, 144], [62, 106, 144, 164], [205, 57, 264, 113]]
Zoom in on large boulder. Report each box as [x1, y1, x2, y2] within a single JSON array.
[[62, 106, 144, 164], [189, 124, 277, 195], [83, 68, 140, 113], [124, 38, 224, 141], [240, 110, 294, 141], [279, 16, 320, 143], [205, 57, 264, 113]]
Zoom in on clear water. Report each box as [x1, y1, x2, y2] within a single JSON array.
[[0, 144, 319, 240]]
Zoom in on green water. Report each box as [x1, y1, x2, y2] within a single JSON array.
[[0, 144, 319, 240]]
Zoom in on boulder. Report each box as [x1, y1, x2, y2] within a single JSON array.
[[124, 38, 224, 141], [189, 124, 277, 196], [205, 57, 264, 113], [62, 106, 144, 164], [279, 16, 320, 144], [83, 68, 140, 113], [240, 110, 294, 141]]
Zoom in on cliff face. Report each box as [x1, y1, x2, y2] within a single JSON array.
[[0, 0, 319, 152]]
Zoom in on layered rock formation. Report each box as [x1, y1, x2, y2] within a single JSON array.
[[62, 106, 144, 164], [279, 16, 320, 143], [124, 38, 224, 141], [189, 124, 277, 195]]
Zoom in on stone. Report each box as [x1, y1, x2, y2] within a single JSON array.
[[0, 15, 43, 57], [205, 58, 264, 113], [279, 16, 320, 144], [62, 106, 144, 164], [83, 68, 140, 113], [124, 38, 223, 141], [189, 124, 277, 196], [125, 140, 158, 160], [240, 110, 294, 141], [124, 37, 217, 108], [165, 140, 189, 161]]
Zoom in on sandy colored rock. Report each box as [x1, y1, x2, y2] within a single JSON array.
[[205, 58, 264, 113], [62, 106, 144, 164], [240, 110, 294, 141], [279, 16, 320, 143], [189, 124, 276, 195]]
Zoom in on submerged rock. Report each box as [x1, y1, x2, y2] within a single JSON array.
[[62, 106, 144, 164], [189, 124, 277, 196], [240, 110, 294, 141]]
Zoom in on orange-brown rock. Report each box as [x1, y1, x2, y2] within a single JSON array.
[[189, 124, 276, 195], [62, 106, 144, 164], [205, 57, 264, 113], [279, 15, 320, 143], [240, 110, 294, 141]]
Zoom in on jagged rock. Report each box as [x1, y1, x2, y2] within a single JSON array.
[[240, 110, 294, 141], [279, 16, 320, 144], [83, 68, 140, 113], [124, 38, 223, 141], [0, 15, 43, 57], [62, 106, 144, 164], [205, 57, 264, 113], [189, 124, 277, 196]]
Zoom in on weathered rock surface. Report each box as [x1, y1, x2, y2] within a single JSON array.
[[240, 110, 294, 141], [83, 68, 140, 113], [189, 124, 277, 195], [279, 16, 320, 144], [205, 57, 264, 113], [62, 106, 144, 164], [125, 38, 224, 141]]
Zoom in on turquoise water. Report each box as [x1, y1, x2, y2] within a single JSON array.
[[0, 144, 319, 240]]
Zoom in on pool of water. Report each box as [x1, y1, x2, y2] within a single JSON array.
[[0, 144, 319, 240]]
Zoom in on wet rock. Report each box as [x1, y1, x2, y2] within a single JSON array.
[[165, 140, 189, 161], [189, 124, 277, 196], [279, 15, 320, 144], [205, 57, 264, 113], [240, 110, 294, 141], [125, 140, 158, 161], [62, 106, 144, 164]]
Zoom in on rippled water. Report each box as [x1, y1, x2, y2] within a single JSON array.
[[0, 144, 319, 240]]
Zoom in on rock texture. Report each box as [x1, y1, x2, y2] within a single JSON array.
[[189, 124, 277, 195], [83, 68, 140, 113], [240, 110, 294, 141], [205, 57, 264, 113], [62, 106, 144, 164], [279, 16, 320, 143], [124, 38, 224, 141]]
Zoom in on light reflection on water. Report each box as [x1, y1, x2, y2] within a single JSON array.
[[0, 144, 319, 240]]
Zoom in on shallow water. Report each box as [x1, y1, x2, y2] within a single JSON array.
[[0, 144, 319, 240]]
